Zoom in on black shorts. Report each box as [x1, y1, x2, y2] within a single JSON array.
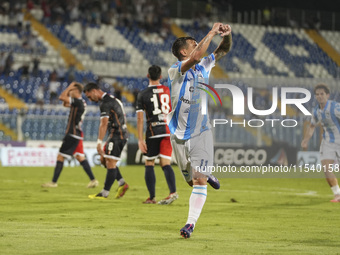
[[104, 138, 127, 160], [59, 134, 84, 157], [145, 136, 172, 160]]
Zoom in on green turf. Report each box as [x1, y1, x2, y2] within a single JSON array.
[[0, 165, 339, 255]]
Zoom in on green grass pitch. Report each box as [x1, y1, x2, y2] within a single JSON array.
[[0, 165, 339, 255]]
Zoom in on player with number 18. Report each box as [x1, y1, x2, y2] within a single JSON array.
[[136, 65, 178, 205]]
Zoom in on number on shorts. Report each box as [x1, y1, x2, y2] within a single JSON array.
[[108, 142, 114, 152]]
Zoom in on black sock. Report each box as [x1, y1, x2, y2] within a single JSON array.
[[116, 167, 123, 181], [162, 165, 176, 193], [104, 168, 117, 191], [145, 166, 156, 199], [52, 161, 64, 183], [80, 160, 95, 180]]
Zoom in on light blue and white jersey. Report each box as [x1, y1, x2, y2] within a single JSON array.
[[167, 53, 215, 140], [311, 100, 340, 144]]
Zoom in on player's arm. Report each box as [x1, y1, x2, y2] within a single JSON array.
[[301, 123, 316, 149], [181, 23, 223, 73], [213, 24, 232, 61], [137, 111, 147, 153], [59, 82, 76, 107], [97, 117, 108, 156], [334, 102, 340, 118]]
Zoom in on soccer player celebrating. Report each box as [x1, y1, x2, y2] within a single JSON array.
[[136, 65, 178, 204], [42, 82, 99, 188], [168, 23, 232, 238], [84, 82, 129, 199], [301, 83, 340, 203]]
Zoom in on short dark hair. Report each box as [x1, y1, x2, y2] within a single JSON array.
[[148, 65, 161, 80], [84, 82, 99, 92], [314, 83, 330, 94], [171, 36, 196, 60], [73, 82, 83, 93]]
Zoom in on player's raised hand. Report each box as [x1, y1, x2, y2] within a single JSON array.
[[138, 140, 147, 154], [68, 81, 77, 88], [211, 22, 224, 35], [219, 24, 231, 37]]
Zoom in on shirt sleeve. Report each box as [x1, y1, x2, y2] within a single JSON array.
[[100, 103, 110, 118], [198, 53, 216, 73], [334, 102, 340, 118], [135, 92, 144, 112], [310, 107, 318, 125], [71, 97, 80, 107], [168, 61, 185, 81]]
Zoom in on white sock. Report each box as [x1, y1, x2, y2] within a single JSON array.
[[101, 189, 110, 197], [118, 178, 125, 186], [186, 185, 207, 225], [331, 185, 340, 195]]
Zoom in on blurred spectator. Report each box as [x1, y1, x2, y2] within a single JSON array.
[[48, 70, 60, 104], [56, 64, 66, 81], [263, 6, 271, 26], [306, 16, 321, 30], [31, 57, 40, 77], [16, 8, 24, 31], [193, 12, 208, 30], [205, 0, 213, 18], [159, 18, 171, 40], [90, 7, 100, 25], [134, 0, 144, 29], [36, 83, 45, 108], [69, 2, 79, 22], [8, 8, 17, 29], [101, 9, 113, 24], [51, 2, 65, 25], [81, 20, 88, 44], [18, 62, 30, 78], [159, 0, 170, 18], [24, 18, 31, 34], [22, 34, 38, 53], [313, 16, 321, 30], [26, 0, 34, 12], [115, 0, 123, 15], [3, 51, 14, 75], [289, 18, 299, 29], [0, 52, 6, 74], [0, 9, 7, 29], [95, 35, 105, 46], [66, 63, 76, 82], [120, 9, 133, 29], [0, 1, 9, 13], [41, 0, 51, 25]]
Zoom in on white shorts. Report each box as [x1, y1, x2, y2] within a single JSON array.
[[170, 129, 214, 182], [320, 140, 340, 161]]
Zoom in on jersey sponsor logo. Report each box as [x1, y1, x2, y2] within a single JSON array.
[[180, 96, 200, 105], [151, 121, 167, 126]]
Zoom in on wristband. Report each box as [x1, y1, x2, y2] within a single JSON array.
[[97, 139, 102, 145]]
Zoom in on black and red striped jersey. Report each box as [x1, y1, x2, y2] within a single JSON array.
[[99, 93, 128, 140], [136, 85, 171, 139], [65, 97, 85, 138]]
